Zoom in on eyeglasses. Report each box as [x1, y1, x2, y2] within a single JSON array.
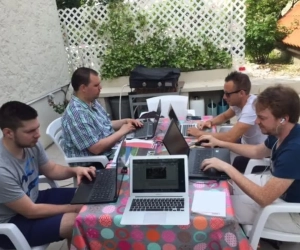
[[223, 89, 244, 97]]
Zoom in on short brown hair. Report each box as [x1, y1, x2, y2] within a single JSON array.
[[255, 85, 300, 123], [225, 71, 251, 94]]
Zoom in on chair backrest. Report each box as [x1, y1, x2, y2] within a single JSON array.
[[46, 117, 65, 156], [146, 95, 188, 119]]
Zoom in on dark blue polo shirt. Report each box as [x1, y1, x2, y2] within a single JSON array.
[[265, 124, 300, 203]]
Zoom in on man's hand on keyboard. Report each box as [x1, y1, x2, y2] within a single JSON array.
[[126, 118, 143, 128], [119, 123, 137, 135], [74, 166, 96, 185], [187, 127, 202, 137], [197, 135, 222, 148]]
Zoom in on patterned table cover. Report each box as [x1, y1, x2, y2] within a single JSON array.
[[71, 180, 251, 250], [71, 117, 252, 250]]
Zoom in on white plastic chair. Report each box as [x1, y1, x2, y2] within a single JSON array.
[[242, 199, 300, 250], [146, 95, 189, 120], [244, 158, 270, 175], [46, 117, 109, 168], [0, 176, 58, 250]]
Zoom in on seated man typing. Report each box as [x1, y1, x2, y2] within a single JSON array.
[[0, 101, 96, 248], [62, 67, 142, 168], [200, 85, 300, 234], [188, 71, 267, 145]]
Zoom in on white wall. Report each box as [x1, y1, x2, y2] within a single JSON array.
[[0, 0, 70, 147]]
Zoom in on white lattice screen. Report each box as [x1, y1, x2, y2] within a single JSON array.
[[58, 0, 246, 73]]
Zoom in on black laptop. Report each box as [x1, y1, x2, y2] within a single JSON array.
[[127, 99, 161, 140], [162, 119, 230, 180], [70, 141, 126, 204]]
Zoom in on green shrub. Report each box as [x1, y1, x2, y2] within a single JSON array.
[[245, 0, 291, 64], [94, 2, 232, 79]]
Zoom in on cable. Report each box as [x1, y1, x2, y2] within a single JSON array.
[[133, 105, 140, 117], [119, 84, 129, 120]]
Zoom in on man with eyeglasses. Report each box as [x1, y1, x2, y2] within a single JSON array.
[[188, 71, 266, 146], [188, 71, 267, 173], [199, 85, 300, 235]]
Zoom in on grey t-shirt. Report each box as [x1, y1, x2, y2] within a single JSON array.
[[0, 140, 48, 223]]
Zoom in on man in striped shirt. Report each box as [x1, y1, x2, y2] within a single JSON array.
[[62, 67, 142, 168]]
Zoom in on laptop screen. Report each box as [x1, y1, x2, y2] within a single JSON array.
[[168, 104, 179, 123], [156, 99, 161, 116], [163, 119, 190, 156], [132, 158, 186, 193], [114, 140, 127, 195]]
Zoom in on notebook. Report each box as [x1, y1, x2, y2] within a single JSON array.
[[191, 190, 226, 217], [127, 99, 161, 140], [168, 104, 211, 137], [70, 140, 125, 204], [121, 155, 190, 225], [162, 119, 230, 180]]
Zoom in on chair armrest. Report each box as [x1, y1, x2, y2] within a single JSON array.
[[38, 175, 59, 188], [244, 158, 270, 175], [248, 200, 300, 248], [65, 155, 109, 167], [0, 223, 31, 250]]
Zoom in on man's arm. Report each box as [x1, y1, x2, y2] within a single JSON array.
[[210, 108, 235, 126], [5, 195, 82, 219], [190, 121, 256, 143], [225, 165, 294, 207], [40, 162, 96, 184], [111, 119, 127, 130], [219, 140, 270, 159], [200, 135, 270, 159], [88, 129, 125, 155], [206, 122, 254, 142], [39, 161, 76, 180]]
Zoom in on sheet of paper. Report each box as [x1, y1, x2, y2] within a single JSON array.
[[191, 190, 226, 217]]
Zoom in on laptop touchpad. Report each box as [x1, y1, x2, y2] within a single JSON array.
[[143, 212, 166, 225]]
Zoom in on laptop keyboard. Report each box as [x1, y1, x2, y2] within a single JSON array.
[[135, 122, 153, 137], [194, 151, 213, 172], [130, 198, 185, 211], [182, 124, 195, 136], [89, 169, 115, 202]]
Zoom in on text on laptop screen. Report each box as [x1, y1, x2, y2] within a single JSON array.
[[132, 158, 186, 193], [163, 120, 190, 156]]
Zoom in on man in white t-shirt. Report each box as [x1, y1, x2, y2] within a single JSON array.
[[188, 71, 267, 173], [188, 71, 267, 145]]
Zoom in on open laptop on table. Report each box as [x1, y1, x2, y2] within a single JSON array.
[[70, 140, 126, 204], [127, 99, 161, 140], [162, 119, 230, 180], [121, 155, 190, 225], [168, 104, 211, 137]]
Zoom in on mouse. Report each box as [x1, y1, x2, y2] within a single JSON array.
[[204, 167, 218, 176], [195, 139, 209, 146]]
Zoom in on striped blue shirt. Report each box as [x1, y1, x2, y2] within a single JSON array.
[[61, 95, 114, 162]]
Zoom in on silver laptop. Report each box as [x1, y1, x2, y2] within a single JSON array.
[[121, 155, 190, 225], [168, 104, 196, 136]]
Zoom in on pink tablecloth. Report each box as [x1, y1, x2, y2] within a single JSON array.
[[71, 180, 251, 250], [71, 116, 251, 250]]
